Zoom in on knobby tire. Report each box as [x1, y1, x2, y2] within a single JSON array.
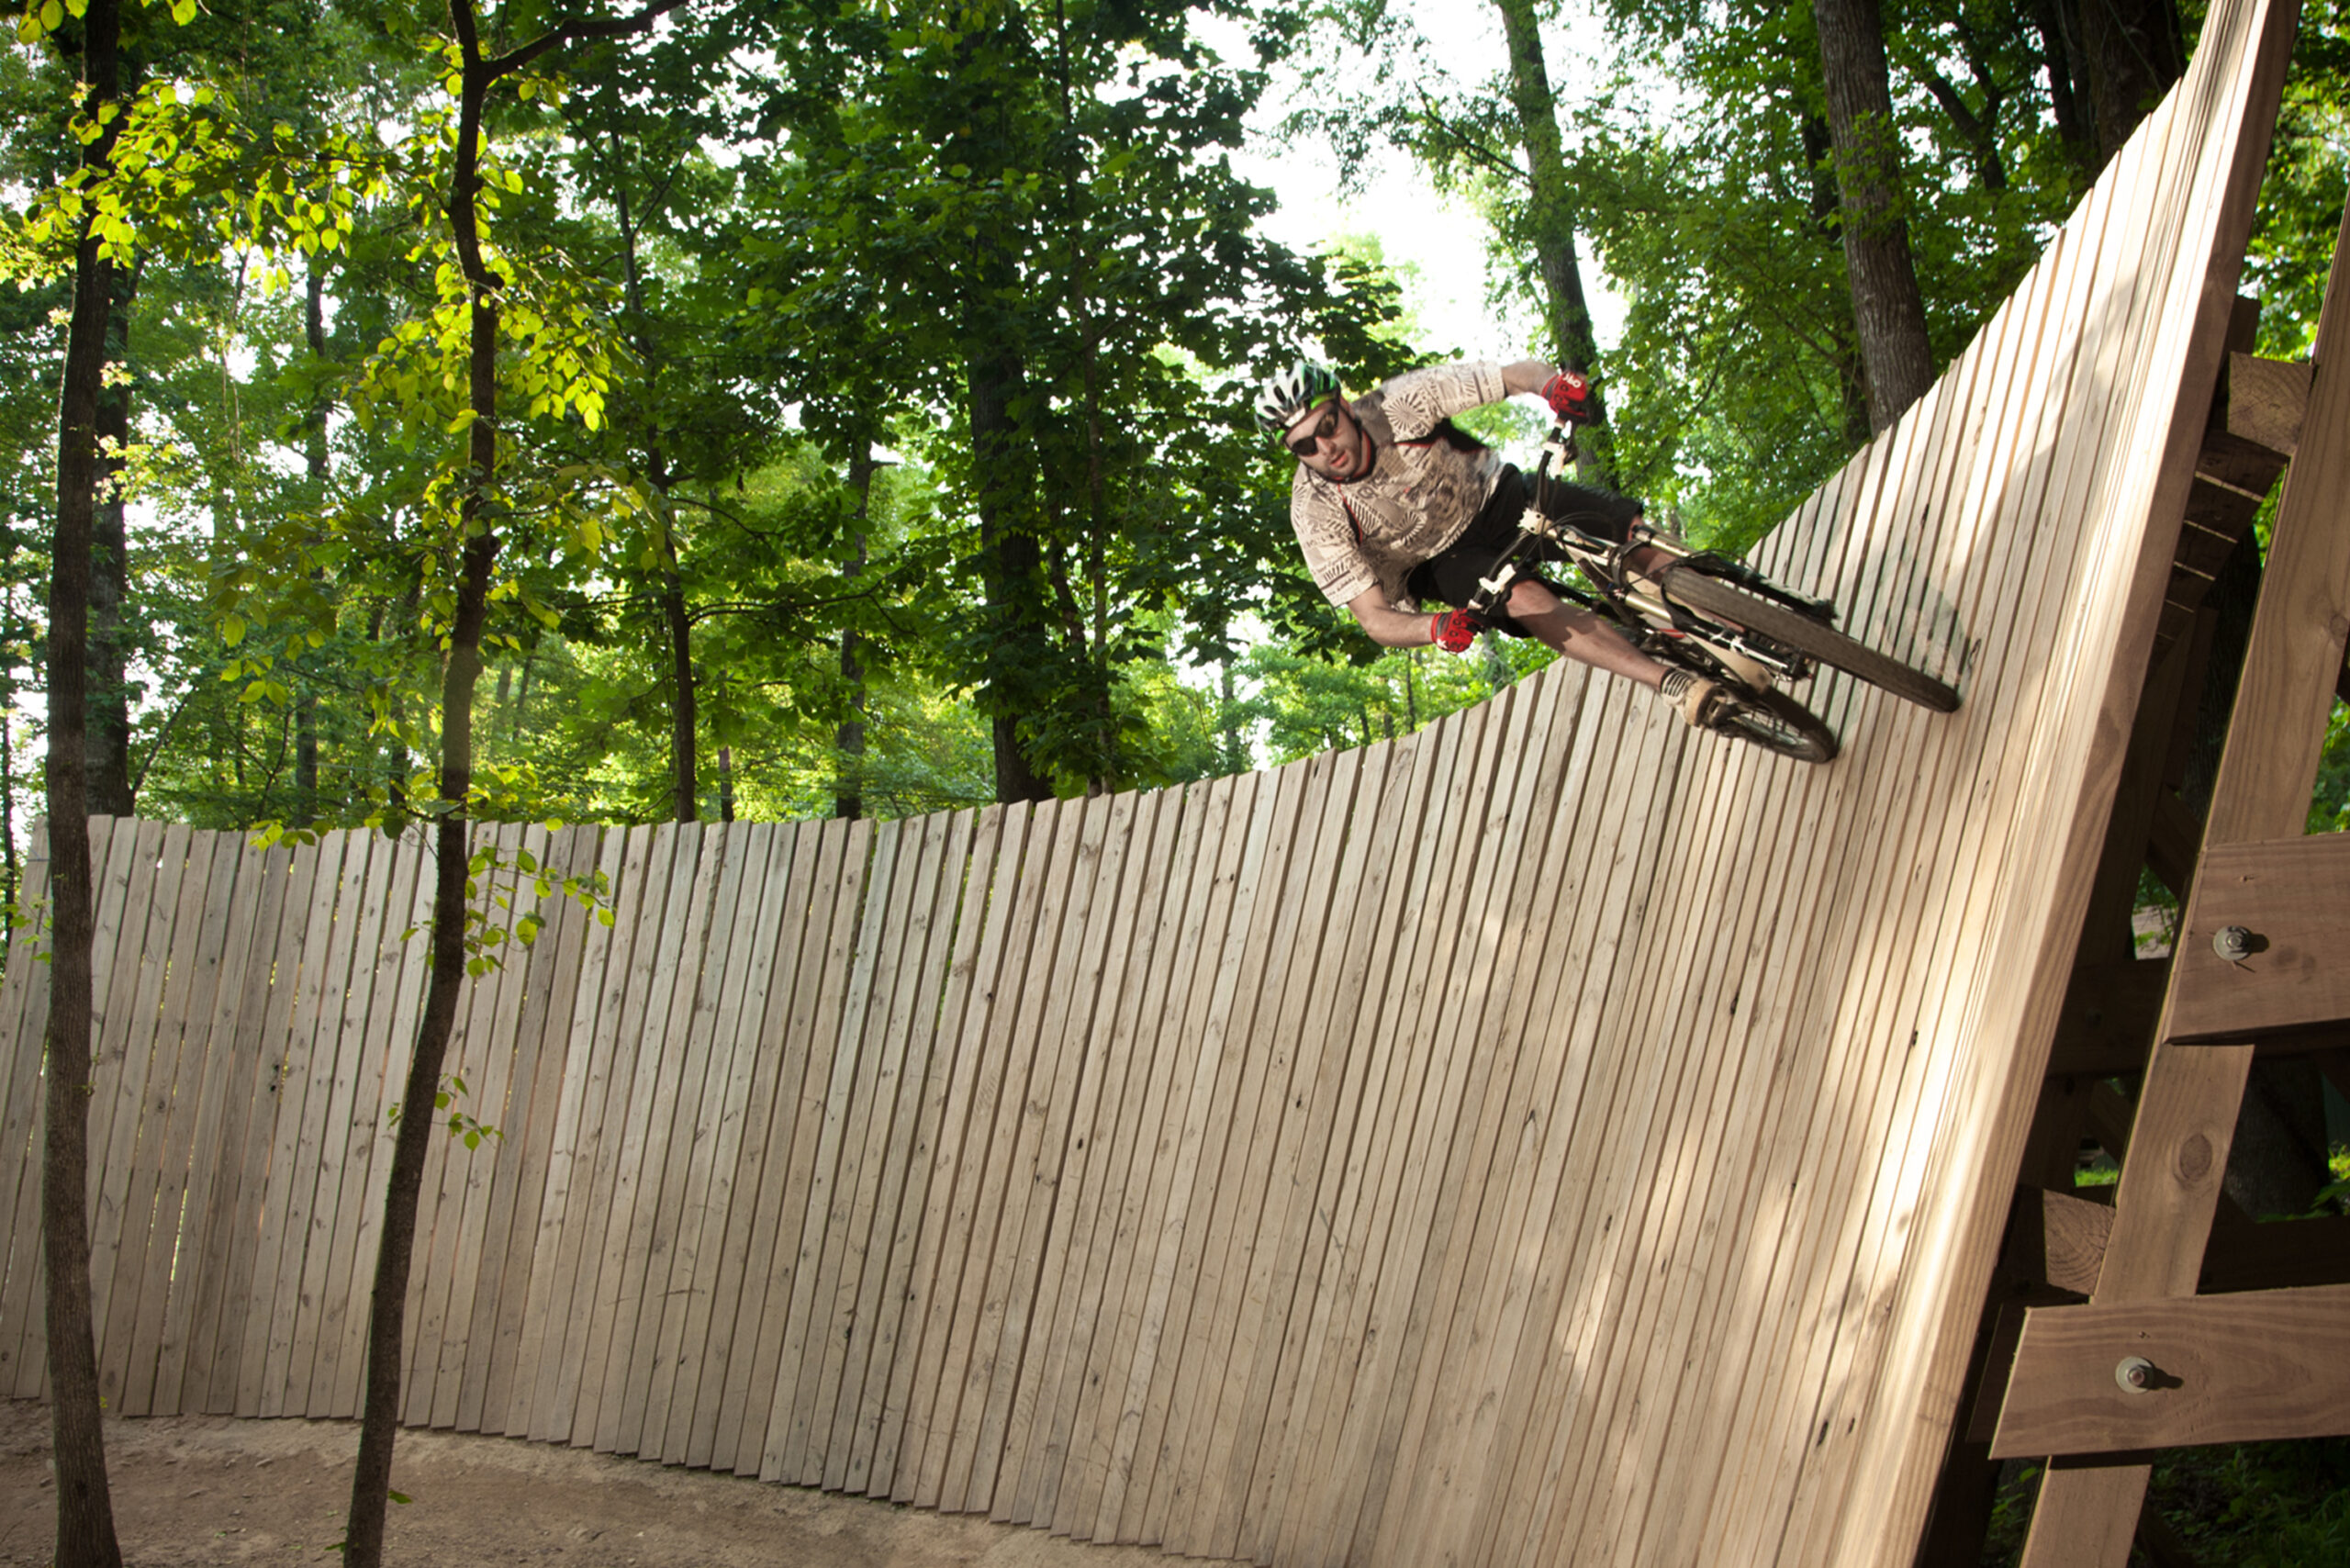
[[1709, 685, 1839, 764], [1661, 568, 1962, 713]]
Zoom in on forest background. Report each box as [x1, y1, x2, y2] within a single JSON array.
[[3, 0, 2346, 851]]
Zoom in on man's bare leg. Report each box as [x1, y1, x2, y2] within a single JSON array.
[[1500, 578, 1667, 689]]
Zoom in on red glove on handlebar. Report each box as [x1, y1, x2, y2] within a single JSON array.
[[1430, 609, 1483, 654], [1540, 371, 1594, 422]]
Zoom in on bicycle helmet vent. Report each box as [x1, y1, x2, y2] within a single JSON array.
[[1254, 359, 1342, 432]]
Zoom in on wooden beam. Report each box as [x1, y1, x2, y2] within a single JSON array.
[[2001, 1186, 2115, 1297], [2219, 351, 2312, 457], [2168, 835, 2350, 1040], [1991, 1283, 2350, 1456], [2024, 187, 2350, 1567]]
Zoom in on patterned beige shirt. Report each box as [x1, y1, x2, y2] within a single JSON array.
[[1289, 360, 1510, 610]]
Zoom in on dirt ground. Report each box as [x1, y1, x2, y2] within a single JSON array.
[[0, 1401, 1182, 1567]]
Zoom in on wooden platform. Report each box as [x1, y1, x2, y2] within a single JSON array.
[[0, 0, 2340, 1562]]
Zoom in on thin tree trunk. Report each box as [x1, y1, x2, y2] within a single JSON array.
[[609, 150, 696, 823], [342, 12, 502, 1562], [1813, 0, 1937, 431], [296, 265, 328, 825], [342, 0, 688, 1545], [43, 0, 128, 1561], [1489, 0, 1612, 452], [834, 447, 873, 821]]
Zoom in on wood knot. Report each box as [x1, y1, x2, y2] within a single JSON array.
[[2177, 1131, 2213, 1183]]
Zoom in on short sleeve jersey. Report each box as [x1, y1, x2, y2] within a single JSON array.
[[1288, 360, 1510, 610]]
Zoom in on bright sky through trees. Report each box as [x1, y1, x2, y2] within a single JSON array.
[[1198, 0, 1630, 374]]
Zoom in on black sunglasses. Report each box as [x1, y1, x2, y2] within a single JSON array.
[[1284, 400, 1344, 459]]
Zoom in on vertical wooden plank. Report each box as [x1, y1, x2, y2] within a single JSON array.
[[711, 818, 855, 1473], [409, 821, 537, 1427], [822, 807, 965, 1488], [1148, 758, 1321, 1549], [1264, 720, 1455, 1567], [87, 819, 185, 1400], [565, 821, 686, 1446], [1004, 788, 1158, 1523], [135, 831, 260, 1416], [0, 831, 57, 1394], [1097, 770, 1258, 1542], [639, 820, 761, 1459], [282, 829, 401, 1417], [1175, 749, 1351, 1557], [313, 830, 427, 1417], [681, 821, 802, 1470], [602, 820, 733, 1455], [875, 806, 1012, 1499], [968, 794, 1130, 1518], [203, 839, 316, 1415], [1059, 784, 1214, 1536], [842, 808, 978, 1495], [771, 815, 907, 1483], [893, 803, 1043, 1507], [759, 814, 890, 1483], [239, 827, 351, 1417], [521, 823, 643, 1443], [476, 822, 612, 1435], [887, 801, 1078, 1510]]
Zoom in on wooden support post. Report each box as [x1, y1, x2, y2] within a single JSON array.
[[2017, 193, 2350, 1568]]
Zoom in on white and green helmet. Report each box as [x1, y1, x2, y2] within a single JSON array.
[[1253, 359, 1342, 432]]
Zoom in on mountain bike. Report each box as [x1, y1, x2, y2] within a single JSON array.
[[1464, 408, 1961, 765]]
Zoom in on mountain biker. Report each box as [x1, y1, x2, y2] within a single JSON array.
[[1258, 358, 1725, 728]]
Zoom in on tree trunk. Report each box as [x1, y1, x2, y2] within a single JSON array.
[[608, 149, 696, 823], [2076, 0, 2184, 165], [834, 446, 873, 821], [2032, 0, 2098, 179], [969, 344, 1052, 803], [43, 0, 128, 1562], [1488, 0, 1602, 375], [84, 255, 139, 819], [342, 18, 504, 1564], [1801, 113, 1876, 452], [1812, 0, 1937, 431], [296, 265, 330, 826], [655, 484, 695, 823]]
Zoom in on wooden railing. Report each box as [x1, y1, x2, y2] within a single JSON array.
[[0, 0, 2301, 1559]]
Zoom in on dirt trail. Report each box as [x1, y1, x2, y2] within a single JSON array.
[[1, 1401, 1181, 1567]]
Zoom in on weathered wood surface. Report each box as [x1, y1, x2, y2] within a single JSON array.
[[0, 1, 2307, 1562], [1992, 1283, 2350, 1455]]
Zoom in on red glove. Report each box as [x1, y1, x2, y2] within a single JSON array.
[[1540, 370, 1594, 421], [1429, 609, 1483, 653]]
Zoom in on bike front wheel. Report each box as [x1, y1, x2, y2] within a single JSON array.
[[1661, 567, 1962, 713], [1707, 685, 1839, 764]]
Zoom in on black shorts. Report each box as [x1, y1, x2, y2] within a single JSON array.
[[1404, 466, 1645, 637]]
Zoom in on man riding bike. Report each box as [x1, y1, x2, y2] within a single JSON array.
[[1259, 357, 1726, 728]]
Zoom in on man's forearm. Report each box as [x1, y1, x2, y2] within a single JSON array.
[[1500, 359, 1558, 398], [1347, 588, 1436, 648]]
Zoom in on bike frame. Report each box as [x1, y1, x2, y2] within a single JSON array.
[[1462, 416, 1830, 697]]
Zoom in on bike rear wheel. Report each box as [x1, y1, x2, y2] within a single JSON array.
[[1708, 685, 1839, 764], [1661, 567, 1962, 713]]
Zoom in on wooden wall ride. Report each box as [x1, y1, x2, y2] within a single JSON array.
[[0, 0, 2315, 1562]]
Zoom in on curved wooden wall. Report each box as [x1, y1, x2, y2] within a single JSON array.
[[0, 0, 2300, 1560]]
